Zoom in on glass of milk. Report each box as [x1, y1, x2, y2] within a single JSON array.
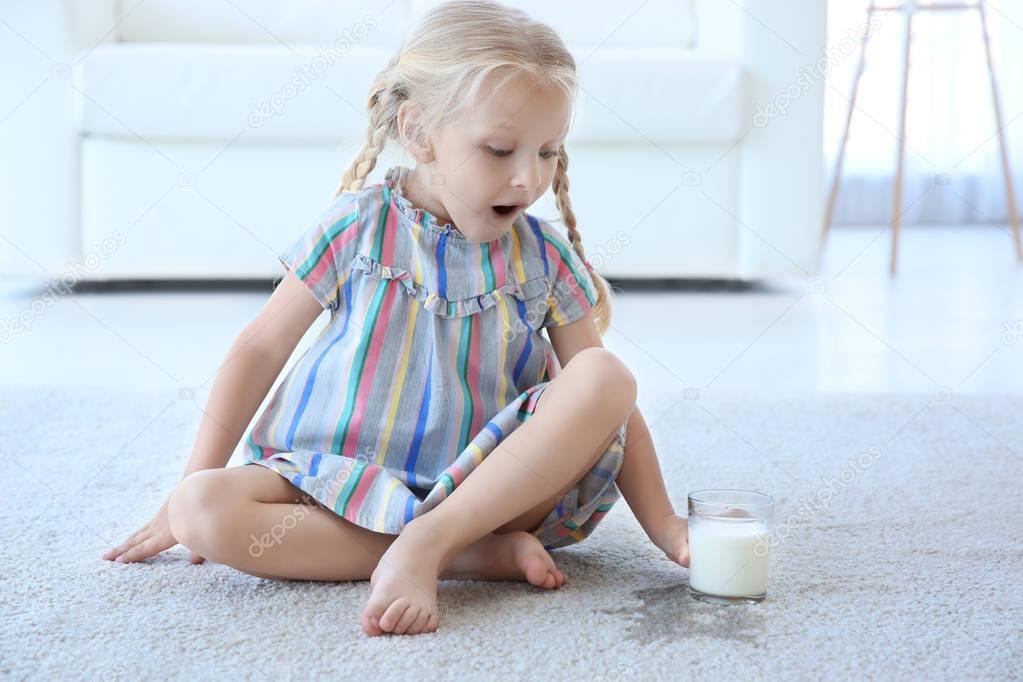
[[687, 489, 775, 605]]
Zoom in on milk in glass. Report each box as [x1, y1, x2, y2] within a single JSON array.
[[688, 515, 770, 598]]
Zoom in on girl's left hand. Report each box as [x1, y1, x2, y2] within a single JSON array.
[[651, 514, 690, 567]]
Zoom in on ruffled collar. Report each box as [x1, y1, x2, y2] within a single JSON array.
[[383, 166, 514, 246]]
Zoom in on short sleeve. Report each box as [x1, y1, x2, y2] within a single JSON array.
[[277, 191, 361, 312], [540, 222, 598, 328]]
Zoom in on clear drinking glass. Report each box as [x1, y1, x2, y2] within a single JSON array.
[[687, 489, 775, 605]]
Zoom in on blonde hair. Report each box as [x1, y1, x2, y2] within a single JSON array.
[[333, 0, 614, 335]]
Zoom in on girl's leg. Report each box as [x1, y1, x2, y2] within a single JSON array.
[[424, 347, 635, 545], [167, 464, 567, 587], [168, 464, 395, 581], [361, 347, 637, 636]]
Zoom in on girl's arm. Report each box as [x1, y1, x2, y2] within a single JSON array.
[[614, 406, 677, 536], [614, 405, 689, 566], [102, 269, 326, 564], [181, 268, 326, 477]]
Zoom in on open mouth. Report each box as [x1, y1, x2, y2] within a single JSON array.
[[491, 204, 521, 217]]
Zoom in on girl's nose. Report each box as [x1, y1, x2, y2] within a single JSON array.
[[512, 156, 541, 192]]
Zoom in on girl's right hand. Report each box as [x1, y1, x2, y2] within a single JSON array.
[[101, 495, 205, 565]]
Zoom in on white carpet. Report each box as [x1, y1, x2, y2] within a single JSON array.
[[2, 386, 1021, 680]]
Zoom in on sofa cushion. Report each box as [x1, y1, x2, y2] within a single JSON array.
[[74, 44, 746, 144], [113, 0, 694, 49], [410, 0, 696, 48], [79, 138, 742, 278], [113, 0, 407, 47]]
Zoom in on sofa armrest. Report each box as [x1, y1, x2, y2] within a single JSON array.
[[696, 0, 828, 277], [0, 0, 117, 279]]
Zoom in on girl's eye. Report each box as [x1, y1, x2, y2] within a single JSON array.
[[488, 147, 558, 160]]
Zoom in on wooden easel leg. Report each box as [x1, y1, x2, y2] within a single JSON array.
[[891, 9, 914, 276], [822, 6, 876, 253], [978, 1, 1023, 262]]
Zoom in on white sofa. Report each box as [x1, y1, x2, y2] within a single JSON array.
[[0, 0, 827, 282]]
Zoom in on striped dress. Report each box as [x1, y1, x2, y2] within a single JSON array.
[[242, 165, 627, 550]]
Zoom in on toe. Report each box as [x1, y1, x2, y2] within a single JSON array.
[[361, 611, 384, 637], [524, 558, 551, 587], [540, 554, 563, 589], [379, 598, 412, 633], [408, 610, 430, 635], [393, 605, 420, 635], [360, 601, 390, 638]]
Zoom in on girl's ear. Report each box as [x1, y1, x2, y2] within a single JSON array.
[[397, 103, 435, 164]]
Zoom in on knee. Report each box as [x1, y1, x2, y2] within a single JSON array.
[[563, 347, 637, 417], [168, 470, 228, 551]]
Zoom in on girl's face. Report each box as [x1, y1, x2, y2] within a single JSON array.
[[408, 72, 572, 243]]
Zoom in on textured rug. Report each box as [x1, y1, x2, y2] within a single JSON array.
[[2, 386, 1020, 680]]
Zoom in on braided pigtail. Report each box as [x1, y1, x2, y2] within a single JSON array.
[[551, 144, 614, 336], [333, 73, 408, 197]]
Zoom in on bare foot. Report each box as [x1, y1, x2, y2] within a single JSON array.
[[360, 517, 447, 637], [442, 531, 567, 589], [360, 523, 566, 637]]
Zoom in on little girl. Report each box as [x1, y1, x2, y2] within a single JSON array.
[[102, 0, 689, 637]]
